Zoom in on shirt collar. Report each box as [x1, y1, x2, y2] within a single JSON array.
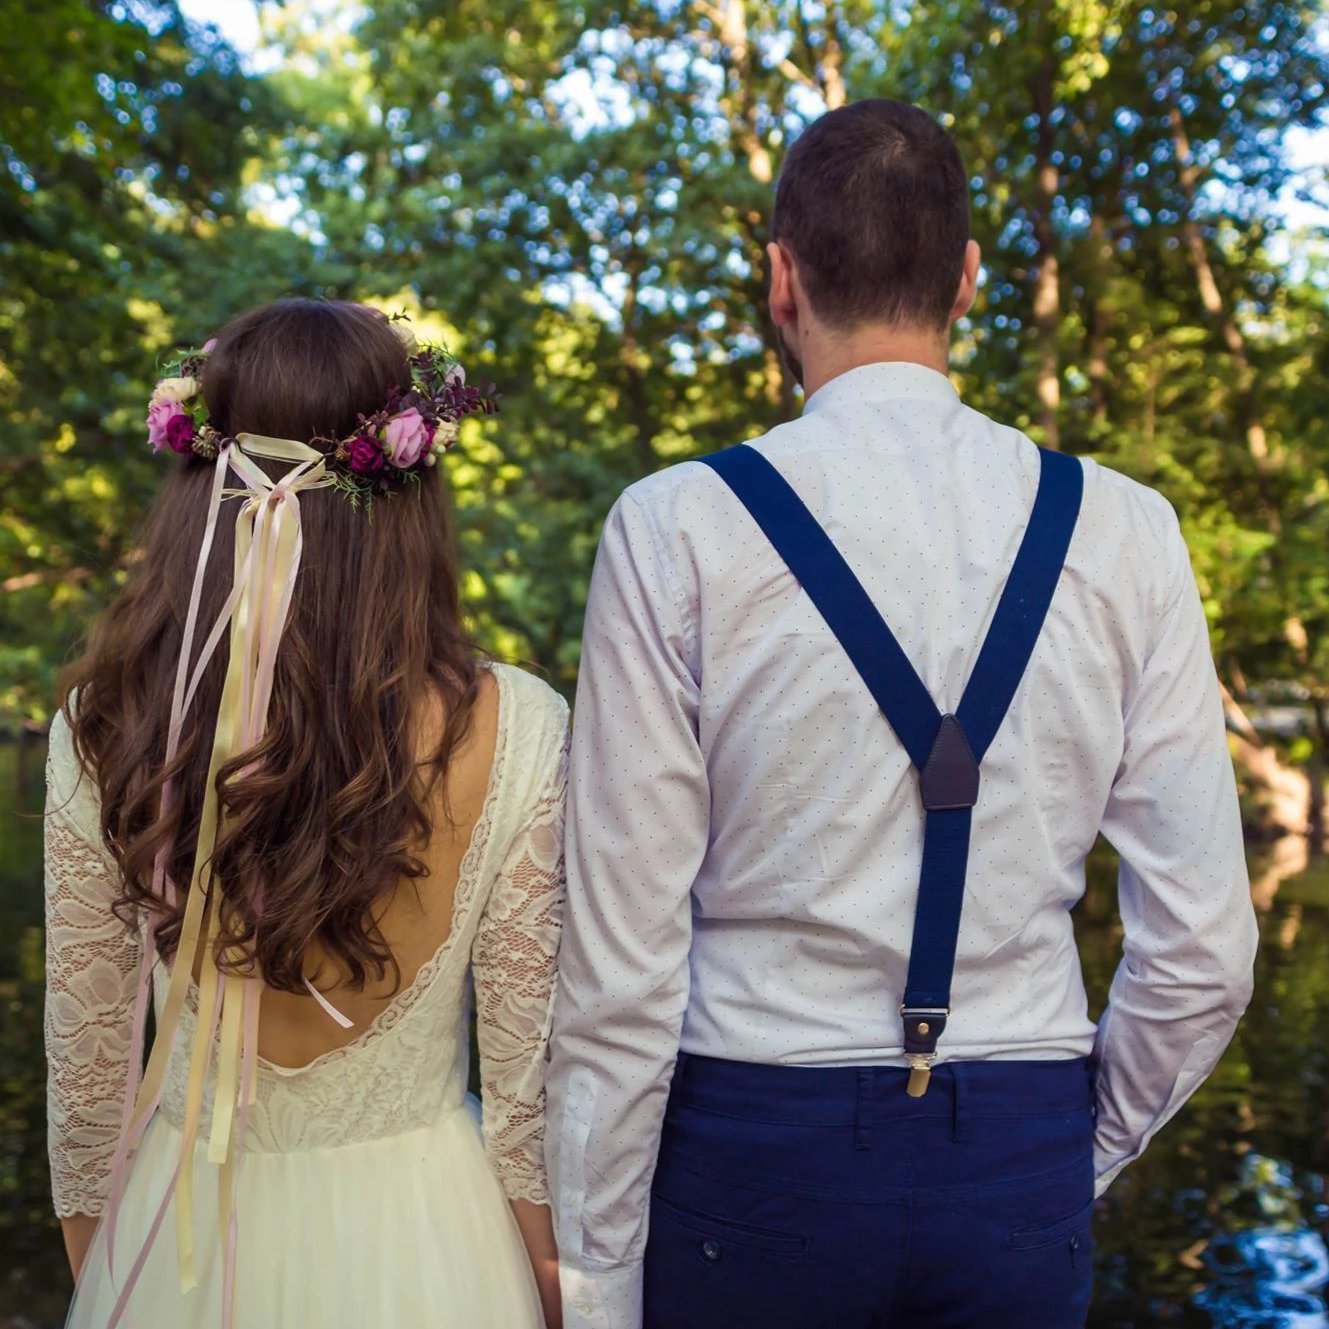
[[802, 361, 961, 416]]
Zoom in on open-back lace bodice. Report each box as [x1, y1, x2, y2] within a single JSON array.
[[44, 662, 569, 1217]]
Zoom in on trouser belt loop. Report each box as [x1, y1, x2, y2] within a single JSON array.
[[952, 1061, 971, 1143], [854, 1069, 873, 1152]]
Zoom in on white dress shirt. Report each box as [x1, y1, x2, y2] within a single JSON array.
[[547, 361, 1257, 1329]]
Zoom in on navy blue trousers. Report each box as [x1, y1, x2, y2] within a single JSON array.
[[643, 1055, 1095, 1329]]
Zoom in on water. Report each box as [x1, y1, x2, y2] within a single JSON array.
[[2, 734, 1327, 1327]]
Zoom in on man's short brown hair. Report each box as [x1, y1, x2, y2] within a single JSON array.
[[772, 99, 971, 331]]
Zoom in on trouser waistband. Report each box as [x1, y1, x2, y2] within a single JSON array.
[[669, 1053, 1094, 1143]]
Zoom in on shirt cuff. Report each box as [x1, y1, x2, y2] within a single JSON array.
[[560, 1260, 643, 1329], [1093, 1144, 1135, 1198]]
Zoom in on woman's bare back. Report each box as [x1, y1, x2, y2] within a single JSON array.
[[256, 669, 501, 1068]]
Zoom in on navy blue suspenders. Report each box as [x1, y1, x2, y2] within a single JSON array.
[[699, 443, 1084, 1095]]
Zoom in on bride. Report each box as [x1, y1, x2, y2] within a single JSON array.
[[43, 299, 566, 1327]]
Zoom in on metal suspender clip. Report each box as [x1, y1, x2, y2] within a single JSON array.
[[901, 713, 973, 1097], [901, 1006, 949, 1097]]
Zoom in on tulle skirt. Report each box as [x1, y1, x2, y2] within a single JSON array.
[[67, 1100, 545, 1328]]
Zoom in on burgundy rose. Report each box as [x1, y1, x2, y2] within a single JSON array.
[[347, 436, 385, 473], [164, 412, 196, 454]]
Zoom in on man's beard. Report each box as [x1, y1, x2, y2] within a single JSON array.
[[777, 323, 805, 391]]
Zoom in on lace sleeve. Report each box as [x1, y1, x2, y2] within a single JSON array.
[[472, 723, 569, 1205], [43, 713, 141, 1219]]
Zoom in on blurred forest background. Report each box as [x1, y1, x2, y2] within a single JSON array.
[[2, 0, 1328, 795], [2, 1, 1329, 1324]]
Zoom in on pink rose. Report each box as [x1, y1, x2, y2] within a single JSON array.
[[165, 413, 195, 454], [347, 436, 385, 473], [202, 338, 218, 353], [147, 399, 187, 451], [380, 407, 433, 468]]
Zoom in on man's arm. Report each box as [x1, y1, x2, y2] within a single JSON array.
[[1094, 503, 1258, 1194], [547, 490, 709, 1329]]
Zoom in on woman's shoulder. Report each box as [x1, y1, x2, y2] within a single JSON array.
[[44, 705, 82, 804], [488, 662, 569, 724], [484, 663, 568, 825], [43, 700, 109, 847]]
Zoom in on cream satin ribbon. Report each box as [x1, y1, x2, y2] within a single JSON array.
[[101, 434, 338, 1329]]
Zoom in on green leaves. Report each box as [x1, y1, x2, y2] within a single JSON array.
[[3, 0, 1329, 747], [0, 1, 299, 720]]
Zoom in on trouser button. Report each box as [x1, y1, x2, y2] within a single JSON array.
[[701, 1238, 722, 1262]]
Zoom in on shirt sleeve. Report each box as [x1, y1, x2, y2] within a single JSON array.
[[43, 711, 143, 1218], [546, 490, 709, 1329], [1092, 504, 1258, 1195], [473, 709, 570, 1205]]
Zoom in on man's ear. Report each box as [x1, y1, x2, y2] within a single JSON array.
[[767, 241, 798, 328], [950, 240, 982, 322]]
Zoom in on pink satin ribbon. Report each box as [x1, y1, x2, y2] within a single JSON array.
[[92, 435, 350, 1329]]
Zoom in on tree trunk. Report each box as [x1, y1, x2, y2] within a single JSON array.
[[1307, 693, 1329, 857], [706, 0, 805, 410], [1167, 103, 1271, 469], [618, 267, 658, 474], [1167, 94, 1326, 746], [1085, 214, 1113, 425], [1030, 54, 1061, 450], [789, 1, 847, 110], [1140, 351, 1157, 471], [1222, 683, 1314, 841], [1228, 729, 1314, 841], [1086, 300, 1109, 425], [1249, 834, 1310, 912], [818, 4, 848, 110], [712, 0, 773, 184]]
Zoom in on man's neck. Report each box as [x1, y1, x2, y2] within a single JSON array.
[[799, 325, 950, 402]]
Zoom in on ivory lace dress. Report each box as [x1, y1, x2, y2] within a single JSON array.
[[44, 663, 569, 1328]]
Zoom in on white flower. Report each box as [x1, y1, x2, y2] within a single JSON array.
[[150, 376, 199, 405], [433, 419, 461, 448], [444, 362, 465, 388]]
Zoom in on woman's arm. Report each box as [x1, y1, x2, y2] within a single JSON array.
[[44, 712, 143, 1275], [511, 1199, 562, 1329], [472, 701, 569, 1328], [60, 1215, 100, 1280]]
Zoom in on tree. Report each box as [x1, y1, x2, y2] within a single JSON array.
[[0, 0, 310, 721], [3, 0, 1327, 850]]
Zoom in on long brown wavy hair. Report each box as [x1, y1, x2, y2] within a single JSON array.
[[61, 299, 481, 994]]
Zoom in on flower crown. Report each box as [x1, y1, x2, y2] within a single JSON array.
[[147, 321, 499, 503]]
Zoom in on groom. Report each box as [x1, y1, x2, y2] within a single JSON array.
[[546, 99, 1257, 1329]]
